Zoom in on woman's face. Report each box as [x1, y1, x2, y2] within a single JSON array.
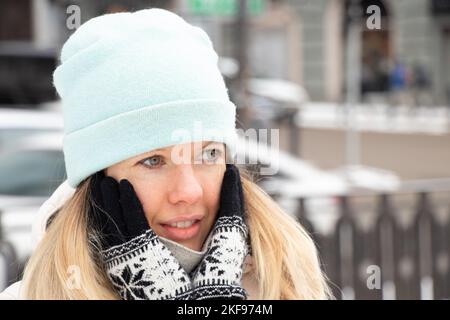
[[105, 141, 226, 251]]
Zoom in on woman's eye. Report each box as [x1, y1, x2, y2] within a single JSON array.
[[202, 148, 223, 163], [141, 155, 164, 168]]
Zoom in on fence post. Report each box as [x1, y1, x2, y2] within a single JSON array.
[[296, 198, 314, 235], [376, 194, 396, 300], [0, 209, 5, 290], [335, 195, 356, 299], [0, 209, 19, 291], [416, 192, 434, 299], [392, 194, 421, 299], [430, 193, 450, 299], [352, 196, 382, 299], [296, 197, 341, 299]]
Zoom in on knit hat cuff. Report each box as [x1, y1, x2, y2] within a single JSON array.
[[63, 98, 238, 188]]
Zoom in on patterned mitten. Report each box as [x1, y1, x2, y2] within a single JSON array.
[[89, 171, 192, 300], [189, 164, 250, 300]]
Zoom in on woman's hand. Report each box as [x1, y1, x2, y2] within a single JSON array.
[[189, 164, 250, 299], [89, 171, 192, 300], [88, 164, 250, 300]]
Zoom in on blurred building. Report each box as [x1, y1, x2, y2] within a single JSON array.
[[286, 0, 450, 105], [1, 0, 449, 105]]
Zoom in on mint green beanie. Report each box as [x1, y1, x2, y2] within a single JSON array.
[[53, 8, 238, 188]]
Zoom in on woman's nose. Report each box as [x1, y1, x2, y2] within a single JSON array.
[[167, 165, 203, 205]]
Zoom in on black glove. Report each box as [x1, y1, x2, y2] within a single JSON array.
[[189, 164, 251, 300], [89, 171, 193, 300], [89, 164, 251, 300]]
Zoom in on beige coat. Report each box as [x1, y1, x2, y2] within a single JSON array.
[[0, 180, 260, 300]]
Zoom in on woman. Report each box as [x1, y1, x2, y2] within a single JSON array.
[[0, 8, 332, 300]]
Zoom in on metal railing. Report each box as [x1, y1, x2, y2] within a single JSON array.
[[271, 183, 450, 300]]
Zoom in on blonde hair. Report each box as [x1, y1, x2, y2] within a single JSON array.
[[22, 168, 333, 299]]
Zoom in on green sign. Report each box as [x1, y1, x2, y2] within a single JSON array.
[[188, 0, 266, 16]]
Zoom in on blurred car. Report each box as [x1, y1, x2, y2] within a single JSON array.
[[0, 107, 63, 148], [0, 108, 64, 290]]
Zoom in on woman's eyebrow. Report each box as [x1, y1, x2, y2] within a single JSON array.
[[146, 141, 220, 155], [202, 141, 221, 148]]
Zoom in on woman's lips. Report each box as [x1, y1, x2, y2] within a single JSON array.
[[160, 220, 201, 241], [160, 214, 204, 241]]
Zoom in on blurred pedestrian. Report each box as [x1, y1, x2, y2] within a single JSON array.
[[389, 59, 413, 115], [411, 62, 433, 108]]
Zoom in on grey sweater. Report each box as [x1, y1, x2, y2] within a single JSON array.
[[159, 230, 213, 274]]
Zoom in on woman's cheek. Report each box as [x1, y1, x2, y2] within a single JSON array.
[[129, 178, 164, 225], [129, 165, 167, 181], [197, 165, 224, 210]]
